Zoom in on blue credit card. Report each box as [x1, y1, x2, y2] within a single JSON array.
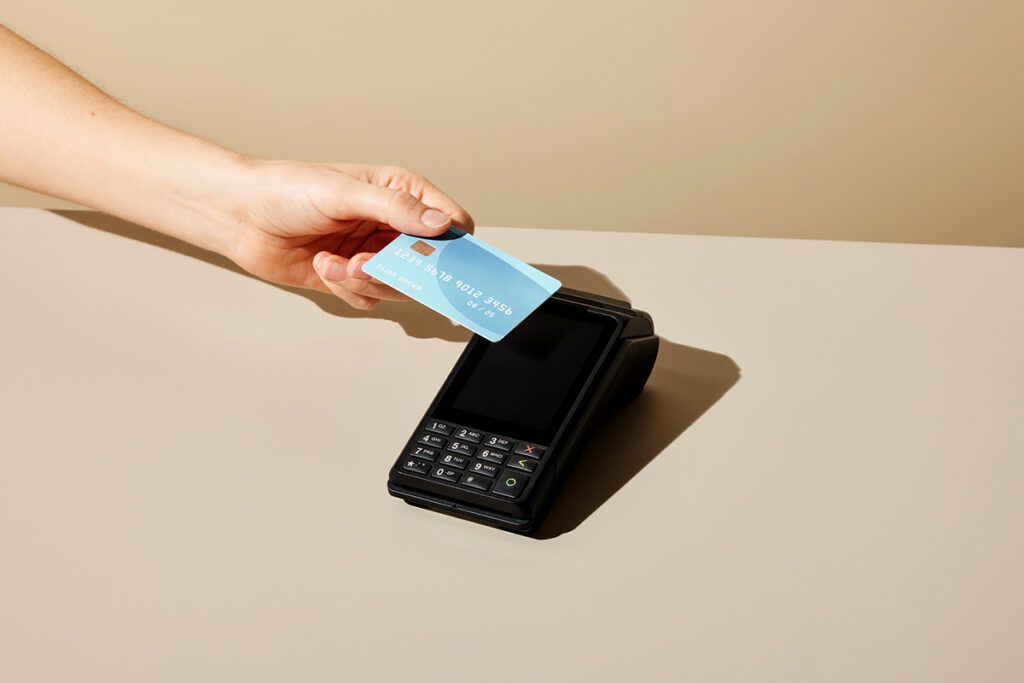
[[362, 228, 561, 341]]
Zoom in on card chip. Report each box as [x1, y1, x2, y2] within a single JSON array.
[[411, 240, 436, 256]]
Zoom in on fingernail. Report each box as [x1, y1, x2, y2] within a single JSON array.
[[322, 259, 347, 282], [420, 208, 450, 229]]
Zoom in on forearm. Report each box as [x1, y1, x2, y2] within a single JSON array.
[[0, 25, 245, 256]]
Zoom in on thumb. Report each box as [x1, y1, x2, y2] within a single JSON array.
[[333, 177, 452, 236]]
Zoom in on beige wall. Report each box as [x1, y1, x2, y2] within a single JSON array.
[[2, 1, 1021, 247]]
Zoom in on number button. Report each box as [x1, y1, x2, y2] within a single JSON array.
[[417, 433, 446, 448], [491, 472, 529, 499], [424, 420, 453, 436], [406, 446, 439, 462], [507, 456, 537, 473], [402, 458, 432, 475], [470, 461, 500, 477], [454, 427, 483, 443], [513, 442, 545, 459], [440, 453, 470, 469], [483, 435, 514, 451], [447, 440, 477, 456], [477, 448, 506, 464], [430, 466, 460, 483]]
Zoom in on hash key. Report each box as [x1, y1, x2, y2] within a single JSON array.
[[460, 473, 491, 491]]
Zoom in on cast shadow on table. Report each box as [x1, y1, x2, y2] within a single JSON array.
[[530, 340, 739, 539], [53, 209, 741, 537]]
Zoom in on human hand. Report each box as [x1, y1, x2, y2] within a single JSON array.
[[0, 26, 473, 311], [222, 160, 474, 310]]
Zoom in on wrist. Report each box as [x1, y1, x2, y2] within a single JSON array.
[[153, 145, 261, 261]]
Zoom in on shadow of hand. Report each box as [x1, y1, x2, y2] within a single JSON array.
[[53, 209, 473, 341]]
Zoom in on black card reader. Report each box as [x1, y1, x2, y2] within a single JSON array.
[[387, 288, 659, 532]]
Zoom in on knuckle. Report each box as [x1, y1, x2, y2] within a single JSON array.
[[374, 165, 409, 185], [387, 189, 420, 216], [390, 165, 415, 181]]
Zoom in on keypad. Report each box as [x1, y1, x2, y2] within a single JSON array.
[[398, 419, 548, 501]]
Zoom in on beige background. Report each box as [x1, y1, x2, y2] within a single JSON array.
[[1, 1, 1022, 247], [2, 208, 1023, 681]]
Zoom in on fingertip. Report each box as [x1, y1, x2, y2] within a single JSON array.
[[448, 207, 474, 234], [314, 252, 350, 283], [349, 253, 374, 280]]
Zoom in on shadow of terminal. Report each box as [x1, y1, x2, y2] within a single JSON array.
[[52, 210, 740, 537], [530, 265, 741, 539]]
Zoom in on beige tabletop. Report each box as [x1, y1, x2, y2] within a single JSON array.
[[1, 208, 1022, 682]]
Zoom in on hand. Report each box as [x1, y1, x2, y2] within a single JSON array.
[[0, 26, 473, 312], [224, 160, 474, 310]]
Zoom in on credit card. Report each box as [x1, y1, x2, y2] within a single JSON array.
[[362, 228, 561, 341]]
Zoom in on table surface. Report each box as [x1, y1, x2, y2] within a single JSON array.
[[1, 208, 1022, 682]]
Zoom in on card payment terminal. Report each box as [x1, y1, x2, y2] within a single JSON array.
[[387, 288, 659, 532]]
